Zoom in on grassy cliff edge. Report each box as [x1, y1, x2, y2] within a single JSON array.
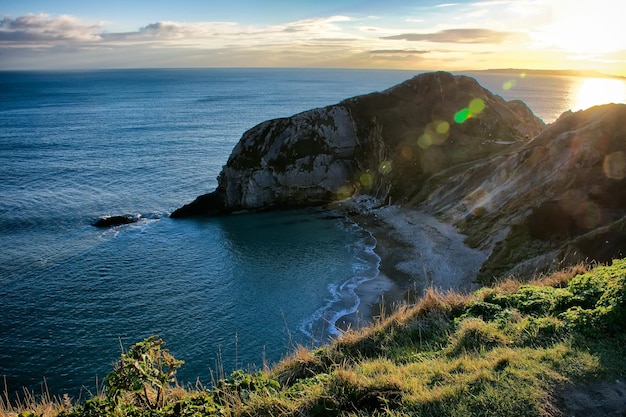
[[4, 259, 626, 417]]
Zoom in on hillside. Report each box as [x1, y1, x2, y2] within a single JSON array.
[[6, 259, 625, 416]]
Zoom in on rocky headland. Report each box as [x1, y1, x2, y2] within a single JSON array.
[[172, 71, 626, 300]]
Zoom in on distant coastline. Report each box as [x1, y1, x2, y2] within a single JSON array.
[[476, 67, 626, 80]]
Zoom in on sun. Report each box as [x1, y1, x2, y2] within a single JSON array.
[[573, 78, 626, 111]]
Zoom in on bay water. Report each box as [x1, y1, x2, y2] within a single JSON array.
[[0, 68, 619, 397]]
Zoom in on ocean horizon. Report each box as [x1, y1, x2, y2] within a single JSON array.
[[1, 68, 623, 398]]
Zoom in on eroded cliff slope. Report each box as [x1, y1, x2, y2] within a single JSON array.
[[420, 103, 626, 280]]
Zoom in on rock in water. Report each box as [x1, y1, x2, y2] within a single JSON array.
[[93, 214, 141, 228], [171, 71, 544, 217]]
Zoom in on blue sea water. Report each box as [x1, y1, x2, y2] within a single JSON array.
[[0, 68, 607, 398]]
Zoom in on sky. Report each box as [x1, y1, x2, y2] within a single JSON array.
[[1, 0, 625, 75]]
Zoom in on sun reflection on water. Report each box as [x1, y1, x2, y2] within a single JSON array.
[[573, 78, 626, 111]]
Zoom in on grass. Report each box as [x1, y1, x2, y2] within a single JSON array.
[[3, 260, 626, 417]]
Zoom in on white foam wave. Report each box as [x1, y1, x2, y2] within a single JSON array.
[[299, 218, 381, 342]]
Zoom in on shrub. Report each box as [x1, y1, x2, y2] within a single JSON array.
[[465, 300, 503, 320], [215, 370, 280, 402], [162, 393, 219, 416], [494, 285, 574, 316], [104, 335, 184, 409], [561, 259, 626, 335], [514, 316, 565, 347]]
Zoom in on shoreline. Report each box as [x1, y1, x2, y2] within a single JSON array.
[[335, 204, 487, 331]]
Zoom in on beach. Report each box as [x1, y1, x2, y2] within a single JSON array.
[[336, 203, 487, 331]]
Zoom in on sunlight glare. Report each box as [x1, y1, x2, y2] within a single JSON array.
[[574, 78, 626, 111], [540, 2, 623, 54]]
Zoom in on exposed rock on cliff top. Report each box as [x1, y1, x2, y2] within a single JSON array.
[[171, 71, 544, 217]]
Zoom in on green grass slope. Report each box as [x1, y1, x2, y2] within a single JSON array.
[[5, 260, 626, 417]]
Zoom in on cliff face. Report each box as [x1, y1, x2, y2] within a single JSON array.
[[171, 71, 544, 217], [421, 104, 626, 280]]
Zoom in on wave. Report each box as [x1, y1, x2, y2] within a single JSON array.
[[299, 219, 381, 342]]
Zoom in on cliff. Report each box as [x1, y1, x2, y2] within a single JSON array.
[[421, 103, 626, 280], [171, 71, 543, 217]]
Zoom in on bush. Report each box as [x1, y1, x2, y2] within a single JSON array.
[[466, 300, 503, 321], [514, 316, 565, 347], [561, 259, 626, 335], [104, 336, 184, 409], [215, 370, 280, 401], [493, 285, 575, 316]]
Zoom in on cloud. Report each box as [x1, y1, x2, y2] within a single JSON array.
[[100, 15, 355, 46], [0, 14, 250, 47], [0, 14, 103, 43], [382, 28, 525, 44], [369, 49, 430, 55], [103, 21, 240, 44], [0, 13, 368, 69], [7, 6, 617, 73], [277, 16, 352, 35]]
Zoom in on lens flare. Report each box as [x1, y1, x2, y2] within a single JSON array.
[[336, 184, 354, 200], [454, 108, 471, 123], [400, 146, 413, 160], [418, 133, 433, 149], [418, 120, 451, 148], [359, 172, 374, 187], [378, 160, 393, 175], [469, 98, 485, 114], [454, 98, 486, 124], [503, 79, 517, 91], [603, 151, 626, 179], [436, 120, 450, 134]]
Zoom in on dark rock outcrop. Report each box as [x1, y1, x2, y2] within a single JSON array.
[[171, 71, 544, 218], [93, 214, 141, 228]]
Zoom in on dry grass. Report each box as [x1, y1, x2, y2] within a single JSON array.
[[1, 378, 74, 417], [528, 262, 589, 288], [0, 377, 204, 417]]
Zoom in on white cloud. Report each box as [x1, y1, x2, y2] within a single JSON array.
[[382, 28, 527, 44], [0, 12, 372, 68], [0, 13, 360, 48], [0, 13, 104, 44], [103, 21, 241, 45]]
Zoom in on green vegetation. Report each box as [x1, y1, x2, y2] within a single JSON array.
[[4, 260, 626, 417], [104, 335, 184, 409]]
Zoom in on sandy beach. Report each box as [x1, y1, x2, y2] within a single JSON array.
[[336, 204, 487, 331]]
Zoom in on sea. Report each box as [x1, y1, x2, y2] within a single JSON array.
[[1, 68, 624, 399]]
